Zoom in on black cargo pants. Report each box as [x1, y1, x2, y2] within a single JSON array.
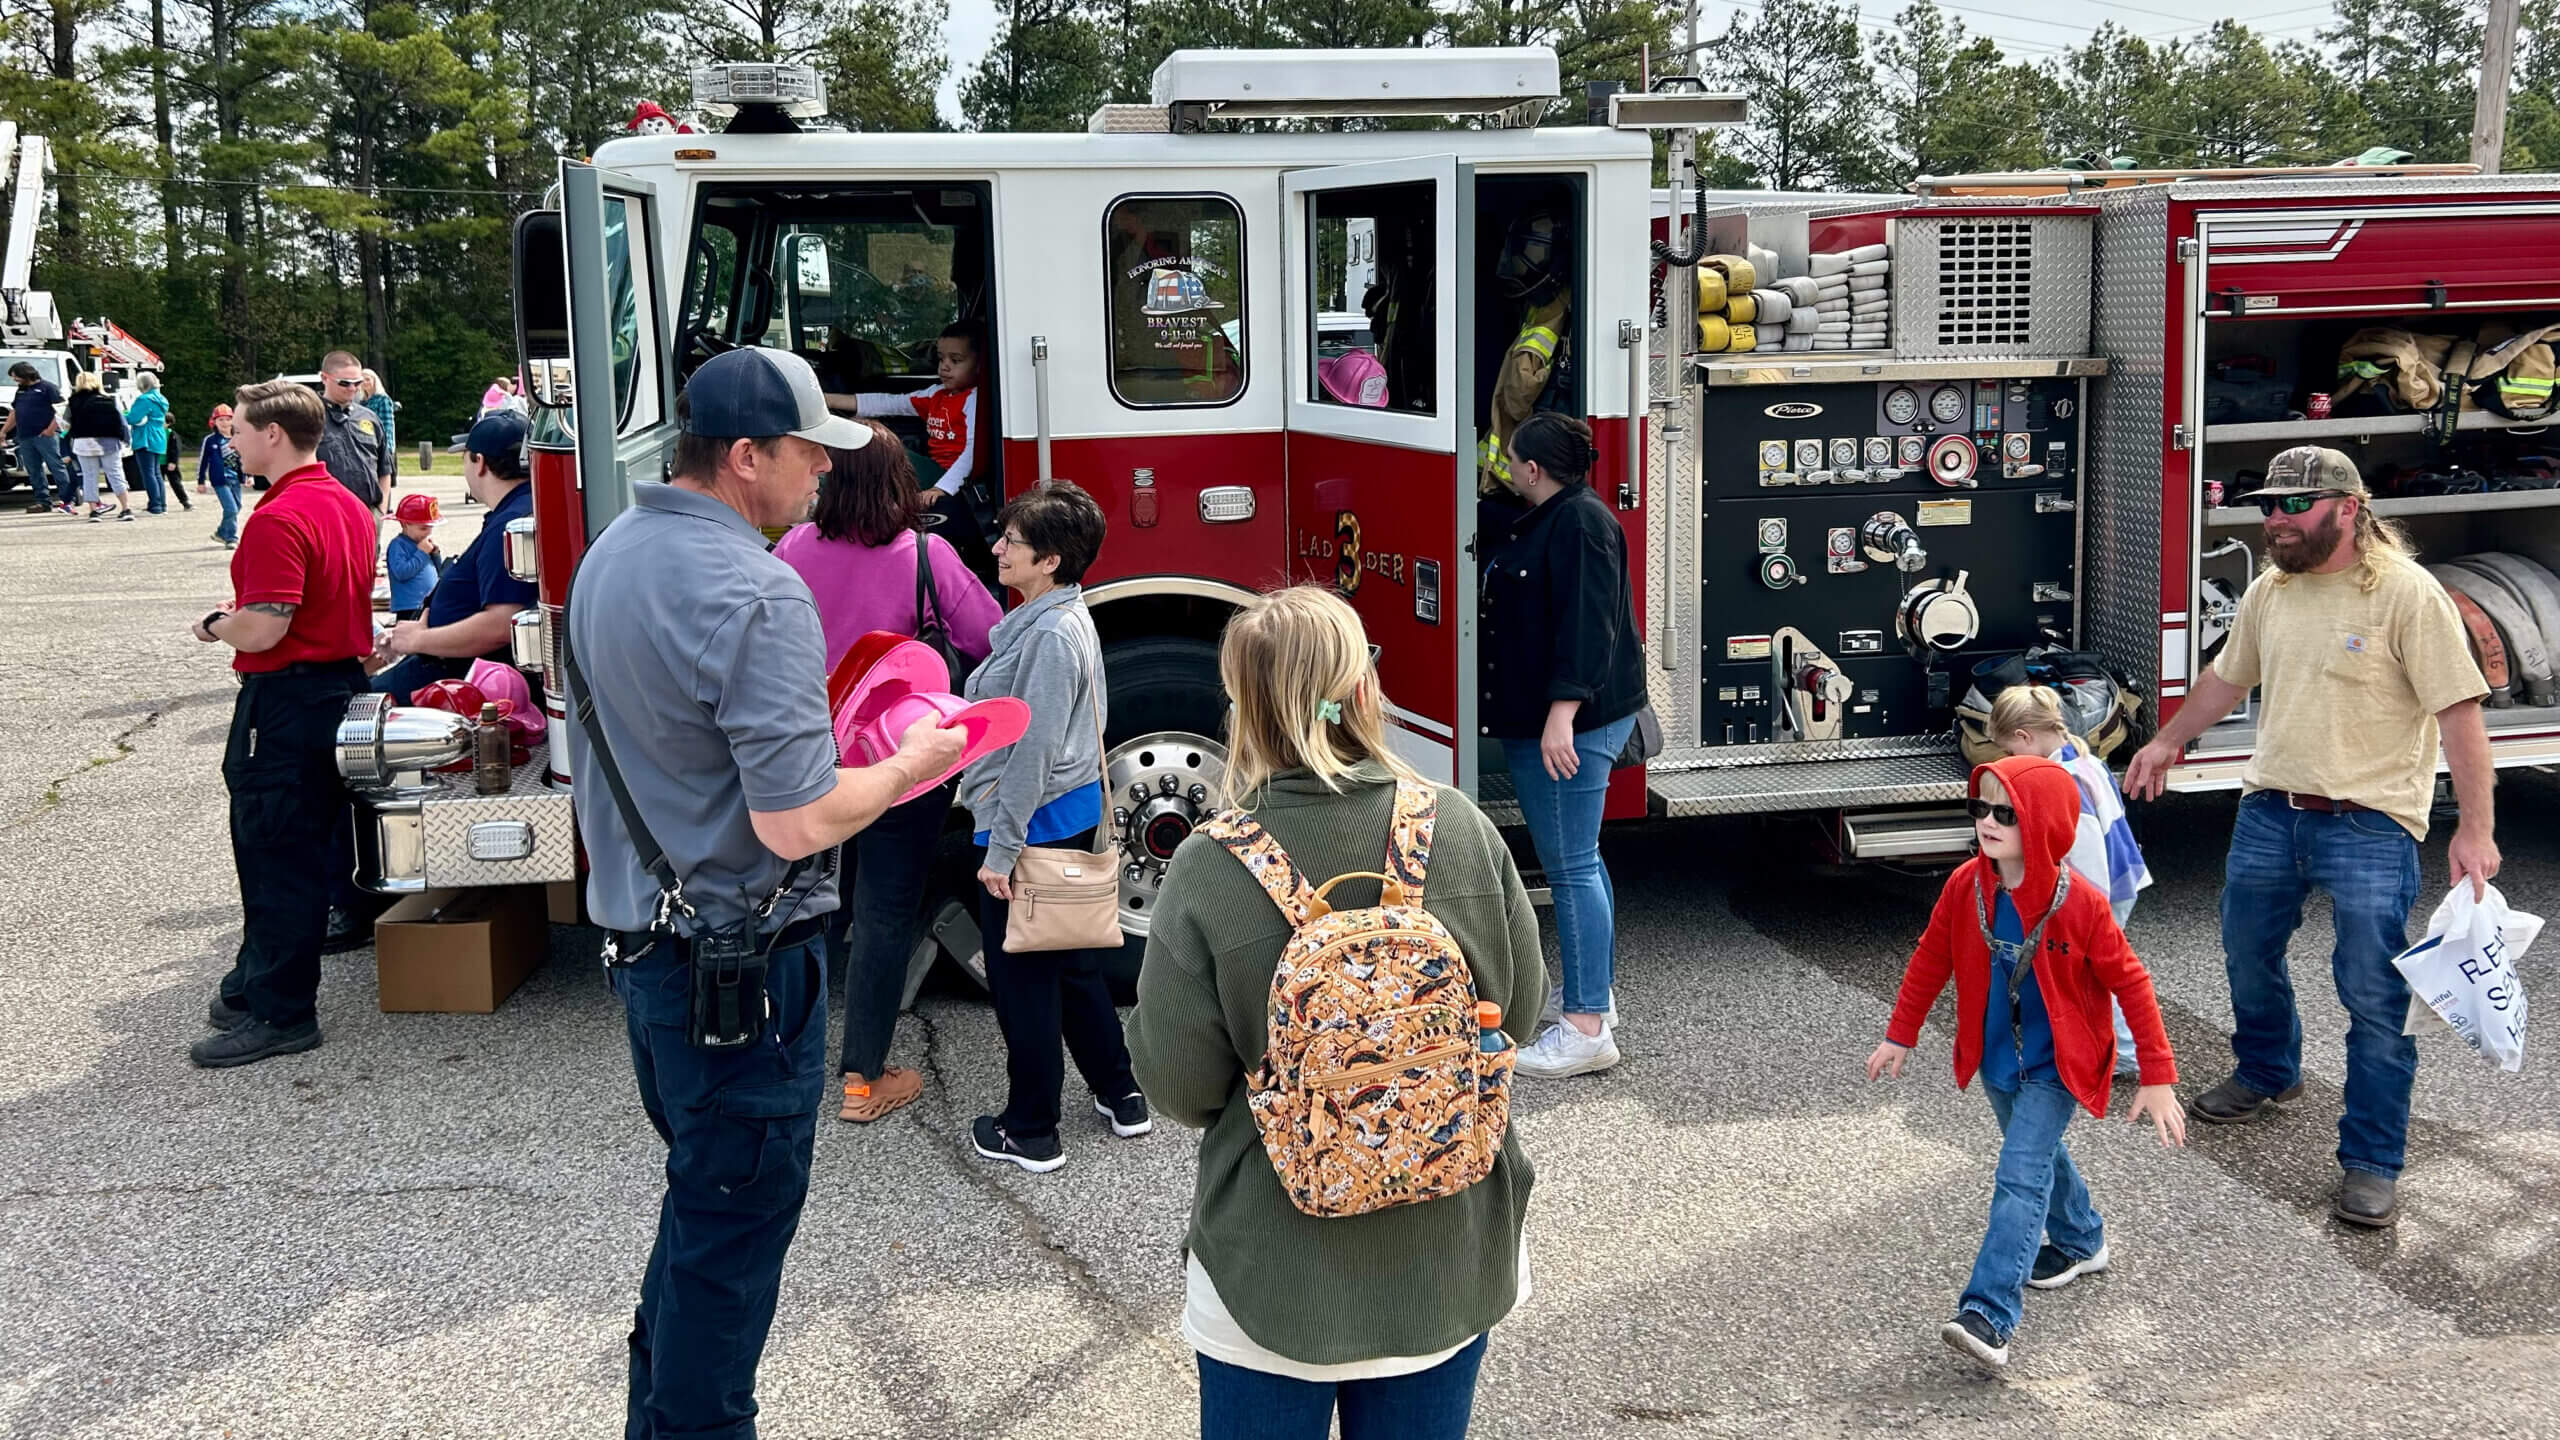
[[218, 660, 362, 1028]]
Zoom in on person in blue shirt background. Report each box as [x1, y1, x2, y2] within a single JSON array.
[[198, 404, 246, 547], [371, 412, 537, 701], [385, 492, 443, 618], [124, 372, 188, 513]]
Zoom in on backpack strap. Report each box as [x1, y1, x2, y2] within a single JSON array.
[[1199, 808, 1322, 927], [1383, 779, 1435, 907]]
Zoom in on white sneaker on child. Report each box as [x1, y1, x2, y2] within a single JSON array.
[[1514, 1020, 1621, 1079], [1539, 984, 1620, 1030]]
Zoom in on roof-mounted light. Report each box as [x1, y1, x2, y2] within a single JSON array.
[[691, 63, 828, 119]]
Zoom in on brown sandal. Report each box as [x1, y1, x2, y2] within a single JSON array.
[[839, 1067, 923, 1123]]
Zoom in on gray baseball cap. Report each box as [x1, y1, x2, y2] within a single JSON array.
[[2249, 444, 2368, 498], [682, 348, 868, 451]]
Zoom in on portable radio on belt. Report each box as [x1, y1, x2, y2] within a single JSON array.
[[561, 598, 821, 1051]]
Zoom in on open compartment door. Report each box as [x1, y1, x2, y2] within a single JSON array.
[[1281, 155, 1476, 788], [559, 161, 675, 538]]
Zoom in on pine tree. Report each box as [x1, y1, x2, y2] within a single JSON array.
[[813, 0, 950, 132], [1708, 0, 1884, 191], [958, 0, 1111, 131]]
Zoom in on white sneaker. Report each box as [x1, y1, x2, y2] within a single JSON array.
[[1514, 1020, 1621, 1079], [1539, 985, 1620, 1030]]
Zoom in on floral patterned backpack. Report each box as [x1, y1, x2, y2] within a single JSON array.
[[1199, 779, 1516, 1219]]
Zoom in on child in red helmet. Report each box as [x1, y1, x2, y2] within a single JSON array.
[[386, 492, 442, 619], [1865, 755, 2185, 1372]]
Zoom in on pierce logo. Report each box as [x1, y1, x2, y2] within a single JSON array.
[[1763, 401, 1823, 420]]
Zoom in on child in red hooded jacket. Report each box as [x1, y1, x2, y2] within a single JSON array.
[[1866, 754, 2186, 1372]]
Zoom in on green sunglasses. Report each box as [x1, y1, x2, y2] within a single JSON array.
[[2251, 490, 2349, 517]]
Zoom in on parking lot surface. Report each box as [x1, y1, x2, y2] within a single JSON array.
[[3, 478, 2558, 1438]]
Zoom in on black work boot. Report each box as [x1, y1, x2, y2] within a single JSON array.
[[190, 1019, 322, 1069], [208, 996, 252, 1031], [2187, 1076, 2305, 1125], [2334, 1170, 2401, 1228]]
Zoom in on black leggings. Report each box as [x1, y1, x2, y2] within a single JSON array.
[[979, 828, 1134, 1141]]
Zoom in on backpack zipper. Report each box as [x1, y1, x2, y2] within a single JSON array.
[[1313, 1040, 1472, 1090]]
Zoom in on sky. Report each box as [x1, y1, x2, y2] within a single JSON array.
[[932, 0, 2355, 127]]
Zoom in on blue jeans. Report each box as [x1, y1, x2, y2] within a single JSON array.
[[1500, 712, 1635, 1017], [2219, 789, 2423, 1177], [829, 783, 952, 1077], [132, 445, 168, 511], [19, 429, 71, 504], [613, 930, 830, 1440], [1961, 1079, 2104, 1340], [213, 481, 242, 541], [1197, 1333, 1488, 1440]]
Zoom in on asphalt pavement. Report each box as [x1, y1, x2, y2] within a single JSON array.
[[3, 472, 2558, 1438]]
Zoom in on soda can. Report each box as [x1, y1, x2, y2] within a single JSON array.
[[2307, 392, 2332, 420], [2204, 478, 2225, 509]]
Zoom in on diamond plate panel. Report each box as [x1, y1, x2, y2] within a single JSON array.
[[1892, 214, 2094, 359], [1649, 749, 1973, 817], [2160, 174, 2560, 204], [2085, 187, 2171, 727], [1647, 260, 1698, 751], [417, 744, 579, 888]]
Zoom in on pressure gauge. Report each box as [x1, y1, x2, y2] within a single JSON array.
[[1828, 527, 1857, 558], [1929, 384, 1968, 425], [1794, 439, 1824, 472], [1828, 437, 1859, 470], [2004, 432, 2033, 462], [1883, 386, 1921, 426], [1759, 440, 1789, 470], [1756, 517, 1788, 551], [1898, 434, 1926, 467], [1864, 436, 1894, 467]]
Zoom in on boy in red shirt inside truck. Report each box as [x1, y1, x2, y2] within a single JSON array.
[[1864, 754, 2187, 1371], [827, 321, 995, 584]]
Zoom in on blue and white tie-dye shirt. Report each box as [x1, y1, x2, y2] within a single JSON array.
[[2055, 737, 2152, 925]]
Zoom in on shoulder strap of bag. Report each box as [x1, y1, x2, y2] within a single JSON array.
[[1383, 778, 1435, 906], [558, 611, 693, 929], [913, 528, 949, 648], [1199, 809, 1321, 927]]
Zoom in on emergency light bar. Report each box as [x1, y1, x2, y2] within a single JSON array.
[[1152, 48, 1560, 130], [691, 63, 827, 118], [1609, 91, 1748, 131]]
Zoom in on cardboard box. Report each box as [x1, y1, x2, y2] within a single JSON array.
[[546, 879, 583, 927], [376, 886, 549, 1014]]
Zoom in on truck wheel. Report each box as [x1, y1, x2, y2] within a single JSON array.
[[1102, 634, 1230, 943]]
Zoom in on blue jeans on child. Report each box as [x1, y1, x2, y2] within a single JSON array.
[[2218, 789, 2422, 1178], [1961, 1078, 2105, 1340], [1500, 712, 1635, 1017], [1196, 1334, 1487, 1440], [213, 481, 242, 541]]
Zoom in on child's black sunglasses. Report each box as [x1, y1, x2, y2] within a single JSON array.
[[1966, 798, 2019, 826], [2249, 489, 2349, 516]]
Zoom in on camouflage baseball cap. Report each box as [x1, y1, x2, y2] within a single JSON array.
[[2250, 444, 2368, 498]]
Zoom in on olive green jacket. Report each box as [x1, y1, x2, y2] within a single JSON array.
[[1127, 764, 1544, 1365]]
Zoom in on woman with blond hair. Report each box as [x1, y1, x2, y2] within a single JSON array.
[[359, 369, 398, 490], [1128, 584, 1543, 1440], [63, 371, 133, 521]]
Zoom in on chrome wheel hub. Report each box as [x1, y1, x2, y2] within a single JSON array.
[[1105, 731, 1228, 937]]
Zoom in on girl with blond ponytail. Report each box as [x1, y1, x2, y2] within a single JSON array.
[[1128, 586, 1544, 1436]]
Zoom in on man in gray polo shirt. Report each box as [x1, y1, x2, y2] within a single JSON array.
[[568, 347, 966, 1440]]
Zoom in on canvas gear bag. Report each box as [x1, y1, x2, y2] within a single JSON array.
[[1201, 780, 1516, 1219], [1954, 647, 2142, 768]]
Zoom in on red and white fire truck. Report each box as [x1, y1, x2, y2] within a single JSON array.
[[333, 48, 2560, 987]]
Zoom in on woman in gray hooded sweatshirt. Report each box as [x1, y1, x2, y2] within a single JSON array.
[[961, 479, 1147, 1173]]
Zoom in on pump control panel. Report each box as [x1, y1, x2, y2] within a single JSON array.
[[1701, 373, 2085, 749]]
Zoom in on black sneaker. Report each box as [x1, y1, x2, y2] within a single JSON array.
[[189, 1019, 322, 1069], [1939, 1310, 2009, 1369], [208, 996, 253, 1032], [2027, 1242, 2111, 1290], [2188, 1076, 2305, 1125], [972, 1115, 1064, 1173], [1093, 1091, 1152, 1138]]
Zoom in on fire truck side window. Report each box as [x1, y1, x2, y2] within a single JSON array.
[[1104, 194, 1247, 408], [603, 197, 644, 428], [1308, 182, 1434, 416]]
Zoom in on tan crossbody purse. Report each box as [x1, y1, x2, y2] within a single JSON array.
[[996, 642, 1123, 953]]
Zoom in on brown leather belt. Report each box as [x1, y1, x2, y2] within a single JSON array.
[[2274, 790, 2374, 815]]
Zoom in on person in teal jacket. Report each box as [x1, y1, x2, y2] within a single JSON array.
[[123, 373, 189, 513], [361, 369, 399, 490]]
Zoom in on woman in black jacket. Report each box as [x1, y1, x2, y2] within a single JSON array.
[[63, 371, 134, 521], [1478, 412, 1646, 1080]]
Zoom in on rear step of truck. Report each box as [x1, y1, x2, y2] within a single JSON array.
[[1645, 747, 1972, 819]]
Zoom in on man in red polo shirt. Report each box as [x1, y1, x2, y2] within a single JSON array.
[[189, 379, 379, 1068]]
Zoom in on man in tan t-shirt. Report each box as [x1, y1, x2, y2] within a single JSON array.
[[2128, 445, 2496, 1230]]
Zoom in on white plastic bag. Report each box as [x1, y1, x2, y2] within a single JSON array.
[[2393, 882, 2540, 1071]]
